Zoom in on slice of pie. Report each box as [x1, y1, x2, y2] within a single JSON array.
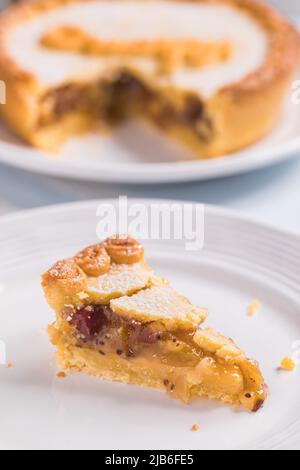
[[42, 235, 267, 412], [0, 0, 299, 158]]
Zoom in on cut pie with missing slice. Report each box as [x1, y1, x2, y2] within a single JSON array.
[[42, 235, 267, 412]]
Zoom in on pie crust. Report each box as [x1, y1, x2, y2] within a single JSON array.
[[42, 235, 268, 411], [0, 0, 299, 158]]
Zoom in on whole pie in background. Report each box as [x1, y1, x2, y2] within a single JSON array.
[[0, 0, 299, 158], [42, 235, 268, 412]]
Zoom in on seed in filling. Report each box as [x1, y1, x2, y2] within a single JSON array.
[[38, 83, 99, 127]]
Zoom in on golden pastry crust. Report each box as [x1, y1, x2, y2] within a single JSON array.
[[2, 0, 297, 156]]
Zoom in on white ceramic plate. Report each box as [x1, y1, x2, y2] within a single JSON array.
[[0, 199, 300, 450], [0, 89, 299, 184]]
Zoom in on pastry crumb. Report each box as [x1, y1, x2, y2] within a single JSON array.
[[247, 299, 261, 316], [280, 357, 296, 371], [57, 371, 67, 378], [191, 424, 200, 432], [6, 362, 13, 369]]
